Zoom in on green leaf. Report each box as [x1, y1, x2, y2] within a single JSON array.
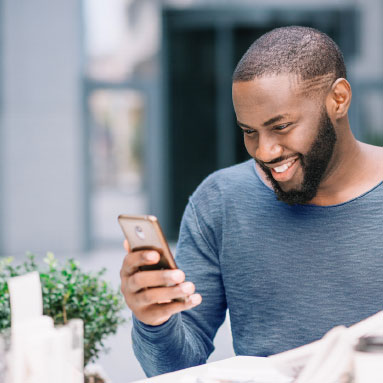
[[0, 252, 127, 366]]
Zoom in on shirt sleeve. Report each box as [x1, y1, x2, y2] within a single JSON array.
[[131, 195, 227, 377]]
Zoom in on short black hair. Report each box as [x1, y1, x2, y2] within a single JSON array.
[[233, 26, 347, 92]]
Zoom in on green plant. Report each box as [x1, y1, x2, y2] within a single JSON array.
[[0, 252, 126, 366]]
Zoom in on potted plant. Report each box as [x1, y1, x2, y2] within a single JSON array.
[[0, 252, 126, 382]]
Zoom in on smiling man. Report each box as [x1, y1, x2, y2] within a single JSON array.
[[232, 27, 383, 206], [235, 77, 338, 206], [120, 26, 383, 377]]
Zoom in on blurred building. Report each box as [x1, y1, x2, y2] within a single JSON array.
[[0, 0, 382, 256]]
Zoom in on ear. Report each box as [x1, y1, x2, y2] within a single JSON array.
[[326, 78, 352, 120]]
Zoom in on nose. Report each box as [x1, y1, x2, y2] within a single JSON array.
[[255, 133, 283, 163]]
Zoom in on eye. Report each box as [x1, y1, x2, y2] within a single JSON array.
[[242, 129, 256, 136], [274, 123, 291, 131]]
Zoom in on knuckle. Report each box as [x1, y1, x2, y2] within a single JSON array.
[[162, 272, 175, 286], [123, 289, 142, 311], [140, 251, 152, 263], [123, 253, 131, 266], [120, 257, 127, 273], [120, 280, 128, 295], [178, 282, 194, 295], [129, 273, 141, 290], [120, 289, 134, 310], [127, 301, 138, 313], [140, 290, 153, 305]]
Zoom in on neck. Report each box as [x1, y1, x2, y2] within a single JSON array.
[[308, 129, 377, 205]]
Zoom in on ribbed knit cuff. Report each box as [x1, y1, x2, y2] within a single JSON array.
[[132, 313, 180, 336]]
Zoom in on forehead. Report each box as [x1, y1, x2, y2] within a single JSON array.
[[232, 75, 320, 123]]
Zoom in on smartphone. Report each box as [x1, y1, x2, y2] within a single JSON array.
[[118, 214, 177, 271]]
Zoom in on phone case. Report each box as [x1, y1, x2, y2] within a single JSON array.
[[118, 214, 177, 271]]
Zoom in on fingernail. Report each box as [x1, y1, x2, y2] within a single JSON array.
[[180, 282, 194, 294], [166, 270, 184, 283], [190, 294, 202, 305], [145, 252, 158, 261]]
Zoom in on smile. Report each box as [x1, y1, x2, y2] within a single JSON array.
[[269, 158, 299, 183], [273, 159, 297, 173]]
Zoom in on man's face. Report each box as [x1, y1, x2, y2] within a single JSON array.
[[232, 75, 337, 205]]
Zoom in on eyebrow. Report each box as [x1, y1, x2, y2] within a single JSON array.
[[237, 114, 290, 130]]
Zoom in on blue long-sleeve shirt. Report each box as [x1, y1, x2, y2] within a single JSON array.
[[132, 159, 383, 377]]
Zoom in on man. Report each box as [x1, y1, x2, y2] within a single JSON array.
[[120, 26, 383, 377]]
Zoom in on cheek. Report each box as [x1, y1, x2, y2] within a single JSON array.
[[294, 131, 317, 156], [281, 128, 317, 156], [243, 136, 257, 156]]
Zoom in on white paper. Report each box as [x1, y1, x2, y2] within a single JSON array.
[[178, 366, 292, 383], [295, 326, 354, 383], [8, 271, 43, 325], [269, 311, 383, 382], [268, 338, 321, 378], [348, 311, 383, 338], [206, 366, 292, 383]]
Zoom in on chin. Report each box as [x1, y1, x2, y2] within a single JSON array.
[[277, 179, 302, 192]]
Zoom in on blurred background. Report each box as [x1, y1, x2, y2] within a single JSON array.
[[0, 0, 382, 381]]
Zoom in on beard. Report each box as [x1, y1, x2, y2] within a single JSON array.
[[257, 108, 337, 205]]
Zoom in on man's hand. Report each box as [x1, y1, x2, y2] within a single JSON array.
[[120, 240, 202, 326]]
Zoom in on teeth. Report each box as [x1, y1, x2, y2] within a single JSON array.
[[274, 160, 295, 173]]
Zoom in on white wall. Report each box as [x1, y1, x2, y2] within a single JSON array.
[[1, 0, 85, 256], [352, 0, 383, 79]]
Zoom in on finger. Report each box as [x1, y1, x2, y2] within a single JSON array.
[[120, 250, 160, 277], [128, 269, 185, 293], [136, 281, 195, 305], [143, 294, 202, 326]]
